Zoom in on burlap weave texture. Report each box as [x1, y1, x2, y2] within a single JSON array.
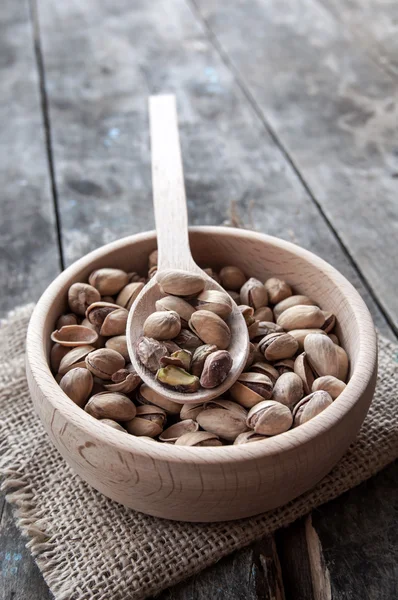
[[1, 306, 397, 600]]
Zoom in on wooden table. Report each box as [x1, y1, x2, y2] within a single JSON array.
[[1, 0, 397, 598]]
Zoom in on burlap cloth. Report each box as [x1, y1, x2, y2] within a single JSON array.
[[1, 305, 397, 600]]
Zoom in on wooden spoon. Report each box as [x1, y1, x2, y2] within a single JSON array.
[[127, 95, 249, 404]]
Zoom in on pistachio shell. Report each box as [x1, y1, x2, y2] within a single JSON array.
[[116, 282, 145, 309], [294, 352, 315, 395], [312, 376, 346, 399], [273, 295, 316, 320], [277, 305, 325, 331], [247, 401, 292, 435], [99, 419, 127, 432], [196, 400, 248, 441], [85, 391, 136, 421], [68, 282, 101, 316], [126, 405, 167, 437], [56, 313, 79, 329], [59, 368, 93, 407], [191, 344, 218, 377], [335, 345, 349, 382], [253, 321, 284, 341], [51, 325, 98, 347], [173, 329, 203, 352], [219, 266, 246, 291], [180, 402, 205, 420], [236, 372, 273, 399], [289, 328, 327, 350], [155, 296, 195, 324], [160, 349, 192, 371], [85, 348, 125, 379], [264, 278, 292, 305], [253, 307, 274, 322], [240, 278, 268, 309], [148, 249, 158, 268], [136, 383, 181, 415], [328, 333, 340, 345], [100, 308, 128, 336], [244, 342, 256, 370], [58, 345, 95, 375], [105, 335, 129, 361], [135, 337, 169, 373], [89, 268, 129, 295], [304, 334, 340, 378], [226, 290, 241, 303], [104, 367, 141, 393], [272, 372, 303, 409], [50, 343, 71, 373], [195, 290, 233, 319], [250, 361, 279, 385], [143, 310, 181, 340], [259, 332, 299, 361], [85, 302, 120, 328], [157, 270, 205, 296], [159, 419, 199, 443], [175, 431, 222, 447], [189, 310, 231, 349], [321, 311, 336, 333], [234, 431, 269, 445], [200, 350, 233, 389], [273, 359, 295, 374], [229, 381, 264, 409], [293, 391, 333, 426], [202, 268, 221, 284]]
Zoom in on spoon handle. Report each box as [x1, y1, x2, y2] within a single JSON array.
[[149, 95, 197, 272]]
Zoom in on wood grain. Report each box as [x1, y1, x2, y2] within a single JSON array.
[[193, 0, 398, 332]]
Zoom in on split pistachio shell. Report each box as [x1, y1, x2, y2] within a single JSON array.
[[135, 337, 169, 373], [58, 345, 95, 375], [293, 391, 333, 427], [273, 359, 295, 374], [329, 333, 340, 345], [264, 278, 292, 305], [175, 431, 222, 447], [143, 310, 181, 340], [254, 321, 284, 340], [273, 295, 316, 320], [85, 391, 136, 421], [85, 348, 125, 379], [294, 352, 315, 395], [236, 372, 273, 399], [102, 296, 115, 303], [50, 343, 71, 372], [195, 290, 233, 319], [248, 320, 260, 340], [160, 349, 192, 371], [250, 362, 279, 385], [68, 282, 101, 316], [180, 402, 204, 421], [234, 431, 269, 445], [127, 272, 146, 284], [335, 345, 349, 382], [304, 334, 340, 378], [51, 325, 98, 347], [196, 400, 248, 441], [189, 310, 231, 349], [191, 344, 218, 377], [99, 419, 127, 432], [116, 282, 145, 309], [59, 368, 93, 407], [155, 296, 196, 324], [247, 401, 293, 435], [148, 249, 158, 268], [229, 381, 264, 409], [105, 335, 129, 361], [200, 350, 233, 389], [321, 311, 336, 333], [104, 366, 141, 393], [89, 268, 129, 295], [100, 308, 128, 336], [163, 340, 181, 354], [159, 419, 199, 443], [289, 328, 327, 350], [85, 302, 120, 328], [125, 405, 167, 437], [259, 332, 299, 361], [173, 329, 203, 352], [156, 366, 200, 393], [240, 278, 268, 309], [56, 313, 79, 329], [277, 305, 325, 331], [157, 270, 205, 296], [253, 307, 274, 322], [272, 372, 303, 409], [219, 266, 246, 291], [312, 376, 346, 399], [136, 383, 181, 415], [245, 342, 256, 370]]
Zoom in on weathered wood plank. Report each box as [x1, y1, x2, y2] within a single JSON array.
[[193, 0, 398, 333], [0, 0, 60, 317]]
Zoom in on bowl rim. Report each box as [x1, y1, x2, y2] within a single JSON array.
[[27, 226, 377, 464]]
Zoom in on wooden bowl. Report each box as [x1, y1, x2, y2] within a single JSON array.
[[26, 227, 377, 522]]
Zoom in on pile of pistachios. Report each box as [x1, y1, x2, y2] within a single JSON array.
[[49, 250, 349, 446]]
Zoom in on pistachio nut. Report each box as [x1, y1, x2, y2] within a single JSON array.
[[328, 333, 340, 345], [200, 350, 233, 389], [253, 307, 274, 322], [289, 328, 327, 350], [175, 431, 222, 447], [125, 405, 167, 437], [160, 349, 192, 371], [100, 308, 128, 336], [294, 352, 315, 395], [58, 345, 95, 375], [156, 366, 200, 393], [148, 249, 158, 268], [105, 335, 129, 361], [195, 290, 232, 319], [148, 266, 158, 279], [163, 340, 181, 354], [127, 272, 146, 283], [50, 343, 72, 373], [85, 302, 120, 328], [191, 344, 218, 377], [219, 266, 246, 291], [116, 282, 145, 309], [277, 305, 325, 331], [273, 359, 295, 374], [321, 311, 336, 333], [51, 325, 98, 347], [196, 399, 249, 441], [234, 431, 269, 445], [250, 361, 279, 385], [203, 267, 221, 284], [89, 268, 129, 295], [157, 269, 205, 296], [159, 419, 199, 443], [79, 319, 106, 349], [101, 296, 115, 303], [239, 305, 254, 325], [91, 377, 107, 396], [335, 345, 349, 382], [230, 373, 273, 409], [68, 282, 101, 316], [264, 277, 292, 305], [253, 321, 284, 341], [304, 333, 340, 379], [104, 366, 141, 394], [226, 290, 241, 303], [312, 375, 346, 399], [293, 391, 333, 427], [143, 310, 181, 341], [135, 336, 169, 373], [240, 277, 268, 309], [85, 391, 136, 421], [99, 419, 127, 432], [272, 372, 303, 409], [273, 295, 316, 320], [244, 342, 256, 370], [180, 402, 204, 421], [136, 383, 181, 415], [85, 348, 125, 379], [56, 313, 79, 329], [59, 367, 93, 407], [189, 310, 231, 349], [248, 320, 260, 340], [155, 295, 195, 325], [173, 329, 203, 352], [258, 332, 299, 361], [247, 401, 293, 435]]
